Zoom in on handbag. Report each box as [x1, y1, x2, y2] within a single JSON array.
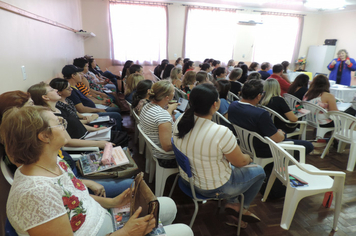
[[117, 92, 131, 112], [130, 172, 159, 228]]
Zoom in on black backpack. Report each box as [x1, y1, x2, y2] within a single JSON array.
[[259, 162, 286, 199]]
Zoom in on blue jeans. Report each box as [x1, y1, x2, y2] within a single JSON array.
[[87, 178, 134, 198], [190, 164, 265, 209], [98, 107, 122, 131]]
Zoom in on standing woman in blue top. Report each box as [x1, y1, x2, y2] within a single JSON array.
[[328, 49, 356, 85]]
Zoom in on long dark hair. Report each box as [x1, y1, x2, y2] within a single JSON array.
[[122, 60, 133, 79], [281, 61, 290, 73], [248, 62, 259, 71], [217, 80, 231, 99], [199, 63, 210, 71], [182, 60, 194, 74], [287, 74, 309, 95], [132, 80, 153, 108], [162, 64, 175, 79], [154, 59, 169, 79], [213, 67, 226, 79], [304, 75, 330, 101], [176, 83, 219, 138]]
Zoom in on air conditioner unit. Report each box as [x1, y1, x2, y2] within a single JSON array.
[[238, 20, 263, 25]]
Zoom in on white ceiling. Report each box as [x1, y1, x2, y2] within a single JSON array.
[[153, 0, 356, 13]]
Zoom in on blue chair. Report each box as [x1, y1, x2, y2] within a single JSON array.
[[5, 219, 18, 236], [169, 138, 244, 235]]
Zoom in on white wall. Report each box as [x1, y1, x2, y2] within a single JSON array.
[[0, 0, 85, 94]]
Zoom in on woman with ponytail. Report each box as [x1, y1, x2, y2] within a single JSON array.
[[172, 84, 265, 228], [132, 80, 153, 115]]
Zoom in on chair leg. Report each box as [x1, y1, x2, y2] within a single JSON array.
[[139, 133, 145, 155], [189, 200, 199, 228], [155, 161, 164, 197], [333, 189, 343, 231], [321, 136, 334, 159], [337, 141, 346, 153], [169, 174, 179, 198], [237, 193, 244, 236], [346, 143, 356, 171], [280, 188, 300, 230], [261, 172, 276, 202], [149, 156, 156, 184], [134, 126, 139, 144]]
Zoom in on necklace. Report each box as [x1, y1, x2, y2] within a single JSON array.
[[35, 164, 61, 176]]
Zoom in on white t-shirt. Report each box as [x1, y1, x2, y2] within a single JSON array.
[[7, 158, 107, 236], [173, 115, 237, 190]]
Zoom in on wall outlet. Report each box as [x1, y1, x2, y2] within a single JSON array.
[[242, 54, 245, 58], [21, 66, 27, 80], [174, 53, 177, 59]]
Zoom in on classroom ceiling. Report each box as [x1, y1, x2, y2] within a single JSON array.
[[159, 0, 356, 12]]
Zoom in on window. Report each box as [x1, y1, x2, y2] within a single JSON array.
[[252, 14, 303, 65], [109, 2, 167, 65], [184, 7, 237, 63]]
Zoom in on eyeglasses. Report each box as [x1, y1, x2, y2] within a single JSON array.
[[44, 88, 56, 95], [48, 117, 67, 130], [65, 87, 73, 91]]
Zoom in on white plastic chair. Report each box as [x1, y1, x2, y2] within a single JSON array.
[[211, 111, 236, 135], [262, 137, 345, 230], [301, 101, 334, 139], [132, 109, 146, 162], [149, 69, 160, 82], [261, 105, 307, 140], [231, 124, 299, 168], [137, 125, 178, 197], [174, 87, 187, 99], [283, 93, 301, 111], [1, 157, 14, 185], [320, 111, 356, 171], [227, 91, 239, 101]]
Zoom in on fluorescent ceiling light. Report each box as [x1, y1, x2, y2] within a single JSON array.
[[304, 0, 346, 10]]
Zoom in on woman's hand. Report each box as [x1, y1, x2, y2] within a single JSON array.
[[96, 141, 115, 149], [119, 207, 156, 236], [112, 188, 131, 208], [167, 103, 179, 115], [331, 60, 337, 66], [84, 180, 106, 197], [346, 59, 351, 65]]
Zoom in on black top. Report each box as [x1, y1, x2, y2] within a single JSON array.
[[293, 87, 308, 101], [238, 74, 248, 84], [266, 96, 297, 133], [55, 108, 87, 139]]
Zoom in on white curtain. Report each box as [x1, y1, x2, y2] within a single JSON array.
[[252, 14, 303, 66], [109, 3, 167, 65], [184, 7, 237, 63]]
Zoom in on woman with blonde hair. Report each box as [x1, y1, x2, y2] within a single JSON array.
[[170, 67, 182, 88], [261, 78, 298, 133], [124, 74, 144, 103], [139, 80, 178, 168], [328, 49, 356, 85]]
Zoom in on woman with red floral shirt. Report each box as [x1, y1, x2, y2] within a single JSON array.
[[2, 106, 193, 236]]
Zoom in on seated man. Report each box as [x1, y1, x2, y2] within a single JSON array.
[[228, 79, 313, 159], [62, 65, 122, 131], [267, 64, 290, 95], [258, 62, 271, 80]]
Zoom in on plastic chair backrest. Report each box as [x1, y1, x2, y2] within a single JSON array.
[[261, 105, 289, 123], [264, 137, 300, 186], [174, 87, 187, 99], [137, 125, 173, 155], [328, 111, 356, 143], [1, 156, 14, 185], [132, 108, 140, 124], [149, 69, 160, 81], [171, 138, 192, 178], [211, 112, 236, 135], [301, 101, 329, 128], [283, 93, 301, 110], [231, 123, 267, 158], [227, 91, 239, 101]]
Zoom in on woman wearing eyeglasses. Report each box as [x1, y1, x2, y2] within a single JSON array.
[[2, 106, 193, 236]]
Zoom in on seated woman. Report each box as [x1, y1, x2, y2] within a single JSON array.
[[199, 63, 214, 82], [180, 71, 196, 99], [228, 68, 243, 96], [140, 80, 178, 168], [28, 82, 113, 148], [170, 67, 182, 88], [247, 62, 260, 75], [132, 80, 154, 116], [195, 71, 211, 86], [182, 60, 195, 75], [238, 64, 248, 84], [154, 59, 169, 79], [287, 74, 309, 100], [121, 60, 133, 80], [247, 72, 262, 82], [124, 74, 144, 103], [162, 64, 175, 80], [303, 74, 338, 127], [260, 79, 299, 133], [2, 106, 193, 236], [173, 84, 265, 228], [217, 80, 231, 118], [213, 67, 227, 81]]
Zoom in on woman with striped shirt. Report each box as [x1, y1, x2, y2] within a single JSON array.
[[172, 83, 265, 228]]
